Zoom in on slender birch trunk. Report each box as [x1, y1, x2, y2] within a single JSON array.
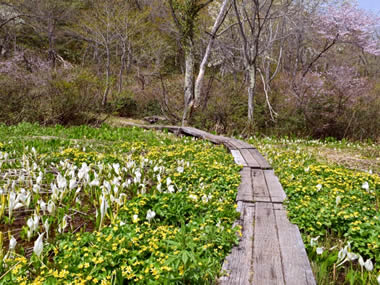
[[102, 45, 111, 106], [194, 0, 231, 106], [182, 42, 195, 126], [118, 41, 126, 93], [247, 65, 256, 122]]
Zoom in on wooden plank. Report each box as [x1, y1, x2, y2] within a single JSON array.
[[180, 127, 207, 139], [273, 204, 284, 211], [239, 149, 261, 168], [220, 203, 255, 285], [231, 150, 248, 166], [264, 170, 287, 203], [226, 138, 243, 150], [247, 149, 272, 169], [251, 169, 271, 202], [275, 210, 316, 285], [236, 168, 254, 202], [118, 121, 181, 133], [253, 202, 284, 285], [223, 141, 237, 150], [233, 139, 255, 149]]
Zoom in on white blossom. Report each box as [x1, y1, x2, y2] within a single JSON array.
[[57, 174, 67, 189], [168, 185, 175, 193], [177, 166, 184, 173], [9, 236, 17, 251], [310, 236, 320, 247], [69, 178, 77, 190], [47, 200, 56, 214], [146, 210, 156, 222], [364, 259, 373, 271], [33, 233, 44, 257], [336, 196, 341, 206]]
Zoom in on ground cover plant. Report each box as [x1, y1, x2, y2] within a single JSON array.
[[249, 136, 380, 284], [0, 123, 241, 284]]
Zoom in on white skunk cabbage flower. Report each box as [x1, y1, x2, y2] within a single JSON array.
[[44, 219, 50, 239], [103, 181, 111, 193], [78, 163, 90, 180], [364, 259, 373, 271], [112, 163, 120, 175], [336, 196, 341, 206], [36, 171, 43, 185], [347, 252, 358, 261], [39, 200, 47, 214], [33, 233, 44, 257], [9, 236, 17, 251], [58, 215, 68, 234], [90, 179, 100, 187], [47, 200, 56, 214], [168, 185, 175, 193], [166, 177, 172, 187], [69, 178, 77, 190], [57, 174, 67, 189], [8, 191, 23, 218], [358, 255, 365, 267], [316, 247, 324, 255], [146, 210, 156, 222], [177, 166, 184, 173], [99, 195, 108, 228]]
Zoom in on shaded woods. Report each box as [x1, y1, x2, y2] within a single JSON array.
[[0, 0, 379, 140]]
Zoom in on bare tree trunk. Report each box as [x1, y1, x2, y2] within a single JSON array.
[[247, 65, 256, 122], [126, 41, 132, 73], [118, 42, 126, 93], [182, 42, 195, 126], [48, 21, 56, 69], [102, 46, 111, 106], [194, 0, 231, 106]]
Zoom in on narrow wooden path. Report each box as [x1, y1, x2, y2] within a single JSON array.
[[119, 122, 316, 285]]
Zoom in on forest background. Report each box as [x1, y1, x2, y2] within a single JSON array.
[[0, 0, 379, 141]]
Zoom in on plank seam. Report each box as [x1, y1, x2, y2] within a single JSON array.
[[273, 206, 287, 285]]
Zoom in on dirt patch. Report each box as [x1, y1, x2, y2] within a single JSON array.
[[310, 147, 380, 174]]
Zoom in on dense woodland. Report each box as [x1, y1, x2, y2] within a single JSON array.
[[0, 0, 379, 140]]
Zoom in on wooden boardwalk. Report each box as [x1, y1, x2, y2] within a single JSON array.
[[119, 122, 316, 285]]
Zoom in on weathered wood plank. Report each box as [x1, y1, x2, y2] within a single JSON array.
[[236, 168, 254, 202], [275, 210, 316, 285], [251, 169, 271, 202], [264, 170, 287, 203], [220, 203, 255, 285], [118, 121, 181, 133], [180, 127, 207, 139], [273, 204, 284, 211], [225, 138, 244, 150], [233, 139, 255, 149], [231, 150, 248, 166], [247, 149, 272, 169], [223, 141, 237, 150], [239, 149, 261, 168], [252, 202, 284, 285]]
